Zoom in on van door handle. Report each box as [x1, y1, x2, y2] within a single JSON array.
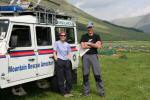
[[49, 56, 53, 59], [28, 59, 35, 62]]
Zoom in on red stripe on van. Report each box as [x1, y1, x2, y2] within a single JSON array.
[[10, 50, 35, 57], [71, 47, 78, 52], [0, 55, 6, 58], [38, 49, 56, 55]]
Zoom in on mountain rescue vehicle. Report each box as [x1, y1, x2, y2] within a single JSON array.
[[0, 4, 79, 95]]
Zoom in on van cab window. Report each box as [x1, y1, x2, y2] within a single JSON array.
[[55, 27, 75, 44], [9, 25, 31, 47], [36, 26, 52, 46]]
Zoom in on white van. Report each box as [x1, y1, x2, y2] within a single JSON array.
[[0, 6, 79, 90]]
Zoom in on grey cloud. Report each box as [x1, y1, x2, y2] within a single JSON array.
[[70, 0, 150, 20]]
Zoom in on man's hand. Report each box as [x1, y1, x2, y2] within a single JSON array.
[[81, 41, 102, 49], [81, 42, 91, 49], [87, 41, 102, 49], [87, 42, 93, 46], [67, 53, 72, 59], [85, 42, 93, 48], [53, 52, 58, 61]]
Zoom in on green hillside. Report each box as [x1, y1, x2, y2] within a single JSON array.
[[1, 0, 150, 41]]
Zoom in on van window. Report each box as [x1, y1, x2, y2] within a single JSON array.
[[55, 27, 75, 44], [36, 26, 52, 46], [0, 20, 9, 40], [9, 25, 31, 47]]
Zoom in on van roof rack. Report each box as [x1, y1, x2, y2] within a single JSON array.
[[0, 5, 74, 25]]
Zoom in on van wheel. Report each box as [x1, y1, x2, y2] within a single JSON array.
[[49, 75, 59, 93], [36, 79, 50, 89], [11, 85, 27, 96], [72, 69, 77, 84]]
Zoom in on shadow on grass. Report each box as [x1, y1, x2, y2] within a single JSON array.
[[0, 81, 84, 100], [0, 82, 53, 100]]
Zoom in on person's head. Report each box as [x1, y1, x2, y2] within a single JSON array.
[[87, 22, 94, 36], [59, 31, 67, 42]]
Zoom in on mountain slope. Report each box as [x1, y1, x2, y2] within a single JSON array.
[[112, 13, 150, 33], [112, 16, 143, 28], [1, 0, 150, 40]]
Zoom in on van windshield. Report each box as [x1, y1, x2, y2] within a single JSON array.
[[55, 27, 75, 44], [0, 20, 9, 40]]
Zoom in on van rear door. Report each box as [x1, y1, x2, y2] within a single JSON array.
[[55, 27, 79, 69]]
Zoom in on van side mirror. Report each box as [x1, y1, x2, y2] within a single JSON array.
[[9, 35, 18, 48], [0, 32, 6, 40]]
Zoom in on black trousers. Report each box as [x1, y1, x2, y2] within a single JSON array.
[[56, 58, 72, 95]]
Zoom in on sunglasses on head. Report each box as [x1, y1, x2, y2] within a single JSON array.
[[60, 35, 66, 37]]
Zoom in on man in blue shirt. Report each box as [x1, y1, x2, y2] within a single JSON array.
[[53, 31, 73, 97]]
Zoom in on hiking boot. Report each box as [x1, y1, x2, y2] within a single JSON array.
[[84, 93, 90, 96], [99, 93, 105, 97], [64, 93, 73, 97], [67, 93, 73, 97]]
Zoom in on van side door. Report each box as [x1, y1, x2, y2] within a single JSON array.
[[8, 23, 37, 82], [35, 25, 54, 77]]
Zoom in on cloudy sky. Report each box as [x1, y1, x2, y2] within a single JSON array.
[[69, 0, 150, 21]]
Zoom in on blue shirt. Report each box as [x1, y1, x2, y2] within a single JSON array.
[[54, 40, 71, 60]]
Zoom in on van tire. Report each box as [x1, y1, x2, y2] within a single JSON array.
[[49, 75, 59, 93], [72, 69, 77, 84]]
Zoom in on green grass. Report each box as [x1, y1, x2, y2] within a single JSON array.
[[101, 41, 150, 53], [103, 41, 150, 47], [1, 52, 150, 100], [102, 52, 150, 100]]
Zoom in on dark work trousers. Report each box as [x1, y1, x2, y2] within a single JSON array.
[[83, 54, 105, 95], [56, 58, 72, 95]]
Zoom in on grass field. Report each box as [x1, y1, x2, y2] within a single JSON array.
[[1, 51, 150, 100]]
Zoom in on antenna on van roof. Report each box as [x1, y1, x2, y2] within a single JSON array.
[[29, 0, 60, 12], [46, 0, 60, 6]]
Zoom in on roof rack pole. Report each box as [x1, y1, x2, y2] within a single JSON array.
[[39, 12, 41, 24], [52, 14, 54, 25], [46, 12, 48, 24], [53, 14, 56, 25], [35, 11, 38, 23], [44, 10, 46, 23]]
